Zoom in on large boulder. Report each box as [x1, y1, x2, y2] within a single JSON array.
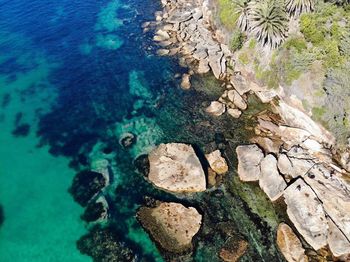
[[283, 179, 328, 250], [148, 143, 206, 193], [205, 150, 228, 175], [277, 153, 314, 180], [137, 202, 202, 253], [327, 218, 350, 259], [259, 154, 287, 201], [276, 223, 308, 262], [236, 144, 264, 181]]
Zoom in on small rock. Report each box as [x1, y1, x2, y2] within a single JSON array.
[[230, 74, 251, 95], [197, 59, 210, 74], [227, 90, 247, 110], [180, 73, 191, 89], [137, 202, 202, 253], [205, 150, 228, 175], [227, 108, 242, 118], [236, 144, 264, 181], [205, 101, 226, 116], [157, 49, 169, 56], [119, 132, 137, 149], [277, 223, 308, 262]]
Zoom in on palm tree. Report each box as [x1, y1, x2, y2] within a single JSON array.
[[286, 0, 314, 16], [249, 0, 289, 48], [234, 0, 252, 32]]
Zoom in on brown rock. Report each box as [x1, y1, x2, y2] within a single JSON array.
[[137, 202, 202, 253], [219, 237, 248, 262], [277, 223, 308, 262], [181, 73, 191, 89]]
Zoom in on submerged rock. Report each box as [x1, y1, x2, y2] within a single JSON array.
[[133, 154, 150, 176], [148, 143, 206, 193], [283, 179, 328, 250], [69, 170, 107, 207], [259, 154, 286, 201], [236, 144, 264, 181], [77, 226, 135, 262], [0, 205, 3, 227], [277, 223, 308, 262], [137, 202, 202, 253], [81, 196, 108, 223], [119, 132, 137, 149], [180, 73, 191, 89], [219, 237, 248, 262], [205, 150, 228, 175]]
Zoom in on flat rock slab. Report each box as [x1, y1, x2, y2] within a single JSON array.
[[259, 154, 287, 201], [283, 179, 328, 250], [137, 202, 202, 253], [236, 144, 264, 181], [148, 143, 206, 193]]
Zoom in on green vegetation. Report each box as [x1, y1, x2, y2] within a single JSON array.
[[230, 30, 245, 51], [218, 0, 240, 30]]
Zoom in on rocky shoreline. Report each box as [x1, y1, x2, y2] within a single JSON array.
[[142, 0, 350, 260]]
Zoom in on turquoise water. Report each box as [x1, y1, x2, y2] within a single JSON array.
[[0, 0, 286, 261]]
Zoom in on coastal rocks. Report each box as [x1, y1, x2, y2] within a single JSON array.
[[259, 154, 287, 201], [148, 143, 206, 193], [137, 202, 202, 253], [276, 223, 308, 262], [219, 237, 249, 262], [227, 90, 247, 110], [69, 170, 107, 207], [77, 226, 135, 262], [205, 101, 226, 116], [205, 150, 228, 175], [283, 179, 328, 250], [236, 144, 264, 181], [180, 73, 191, 89], [277, 153, 314, 180]]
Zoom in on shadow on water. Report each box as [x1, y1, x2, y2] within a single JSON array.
[[0, 205, 4, 227]]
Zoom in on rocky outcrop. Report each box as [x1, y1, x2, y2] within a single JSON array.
[[148, 143, 206, 193], [276, 223, 308, 262], [236, 144, 264, 181], [137, 202, 202, 253], [205, 150, 228, 175]]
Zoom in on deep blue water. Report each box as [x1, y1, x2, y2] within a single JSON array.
[[0, 0, 286, 261]]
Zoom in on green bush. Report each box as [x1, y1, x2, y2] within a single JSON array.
[[300, 15, 324, 44], [230, 31, 245, 51], [218, 0, 240, 30]]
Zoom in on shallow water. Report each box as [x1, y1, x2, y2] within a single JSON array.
[[0, 0, 285, 261]]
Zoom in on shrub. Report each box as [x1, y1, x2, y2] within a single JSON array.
[[230, 30, 245, 51], [300, 15, 324, 44]]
